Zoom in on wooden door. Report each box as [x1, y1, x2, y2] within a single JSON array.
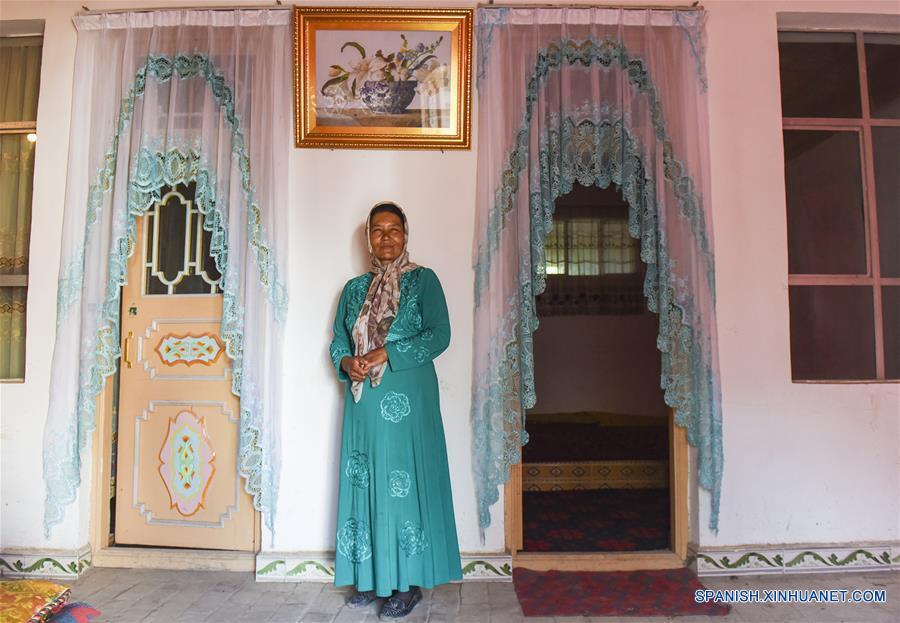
[[115, 183, 257, 551]]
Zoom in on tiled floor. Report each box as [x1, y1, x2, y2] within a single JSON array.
[[63, 567, 899, 622]]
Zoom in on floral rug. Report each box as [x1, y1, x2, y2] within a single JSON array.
[[513, 567, 730, 617]]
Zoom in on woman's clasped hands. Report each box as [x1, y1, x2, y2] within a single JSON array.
[[340, 347, 388, 382]]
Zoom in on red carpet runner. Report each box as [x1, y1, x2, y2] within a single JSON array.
[[513, 567, 730, 617], [524, 489, 670, 551]]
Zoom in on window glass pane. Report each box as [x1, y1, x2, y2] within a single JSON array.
[[544, 220, 565, 275], [883, 287, 900, 379], [784, 130, 866, 274], [567, 219, 600, 276], [0, 134, 34, 276], [778, 32, 861, 118], [872, 127, 900, 277], [0, 36, 42, 122], [790, 286, 875, 380], [0, 286, 26, 379], [599, 219, 638, 274], [865, 33, 900, 119], [0, 133, 34, 381]]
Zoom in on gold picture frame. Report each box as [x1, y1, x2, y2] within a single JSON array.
[[293, 6, 473, 150]]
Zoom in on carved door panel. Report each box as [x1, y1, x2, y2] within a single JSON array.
[[115, 183, 257, 551]]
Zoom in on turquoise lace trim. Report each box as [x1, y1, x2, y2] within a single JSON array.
[[56, 54, 287, 326], [471, 88, 723, 532], [474, 37, 714, 307], [55, 245, 85, 328], [55, 147, 119, 326], [475, 7, 509, 84], [46, 54, 285, 535], [673, 10, 709, 92], [476, 8, 709, 92]]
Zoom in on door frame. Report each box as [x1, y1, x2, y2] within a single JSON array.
[[505, 408, 689, 571], [88, 313, 260, 572]]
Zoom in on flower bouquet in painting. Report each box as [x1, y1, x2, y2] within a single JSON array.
[[318, 34, 450, 126]]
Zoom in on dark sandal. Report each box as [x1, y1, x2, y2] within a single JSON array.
[[379, 586, 422, 620], [347, 589, 377, 608]]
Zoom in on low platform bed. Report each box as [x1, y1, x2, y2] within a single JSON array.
[[522, 412, 669, 492]]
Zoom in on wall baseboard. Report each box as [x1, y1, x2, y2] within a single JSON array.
[[689, 542, 900, 576], [256, 552, 512, 583], [5, 543, 895, 580], [0, 545, 92, 579]]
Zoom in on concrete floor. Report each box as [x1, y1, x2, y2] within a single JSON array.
[[63, 567, 899, 623]]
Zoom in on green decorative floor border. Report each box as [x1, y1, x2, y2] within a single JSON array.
[[0, 547, 93, 579], [690, 543, 900, 576], [256, 553, 512, 583]]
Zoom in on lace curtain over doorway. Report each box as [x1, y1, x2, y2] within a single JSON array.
[[471, 6, 723, 534], [44, 9, 291, 537]]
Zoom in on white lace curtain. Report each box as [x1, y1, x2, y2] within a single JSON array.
[[471, 7, 723, 533], [44, 9, 290, 536]]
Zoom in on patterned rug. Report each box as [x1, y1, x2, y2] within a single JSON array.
[[513, 567, 730, 617], [524, 489, 669, 551]]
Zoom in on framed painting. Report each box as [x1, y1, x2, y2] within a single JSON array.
[[293, 7, 473, 149]]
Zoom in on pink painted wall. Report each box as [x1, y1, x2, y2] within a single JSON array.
[[530, 311, 669, 417], [2, 0, 897, 557]]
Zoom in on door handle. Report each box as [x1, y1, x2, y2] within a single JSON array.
[[123, 331, 134, 369]]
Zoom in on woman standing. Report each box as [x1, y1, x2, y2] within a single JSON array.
[[329, 202, 462, 620]]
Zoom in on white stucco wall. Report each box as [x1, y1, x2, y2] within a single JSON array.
[[530, 313, 668, 417], [704, 0, 899, 547], [1, 0, 898, 560]]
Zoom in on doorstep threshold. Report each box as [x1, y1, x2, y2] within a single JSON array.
[[92, 545, 255, 572], [513, 549, 683, 572]]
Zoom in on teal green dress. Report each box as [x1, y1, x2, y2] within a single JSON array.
[[329, 267, 462, 596]]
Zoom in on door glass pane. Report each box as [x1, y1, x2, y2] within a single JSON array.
[[156, 191, 189, 284], [144, 181, 222, 295], [779, 32, 861, 118], [883, 287, 900, 380], [865, 33, 900, 119], [0, 36, 43, 123], [784, 130, 866, 274], [872, 127, 900, 277], [789, 286, 875, 380]]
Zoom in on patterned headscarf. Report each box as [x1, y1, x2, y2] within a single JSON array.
[[350, 202, 419, 402]]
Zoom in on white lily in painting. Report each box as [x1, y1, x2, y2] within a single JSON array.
[[349, 56, 385, 84], [415, 63, 450, 96]]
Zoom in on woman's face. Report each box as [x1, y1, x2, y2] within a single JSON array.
[[369, 210, 406, 262]]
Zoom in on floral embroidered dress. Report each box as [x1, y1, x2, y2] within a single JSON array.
[[330, 266, 462, 596]]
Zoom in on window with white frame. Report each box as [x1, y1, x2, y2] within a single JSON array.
[[779, 30, 899, 381], [0, 26, 42, 381]]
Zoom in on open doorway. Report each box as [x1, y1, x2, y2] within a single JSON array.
[[510, 183, 683, 563]]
